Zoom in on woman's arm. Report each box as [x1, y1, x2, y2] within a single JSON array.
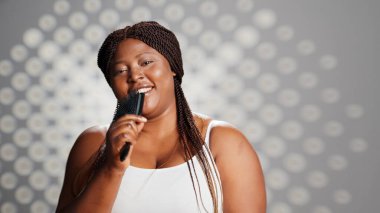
[[56, 114, 146, 212], [210, 123, 266, 213], [56, 126, 125, 212]]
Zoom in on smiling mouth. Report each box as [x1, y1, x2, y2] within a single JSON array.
[[137, 87, 153, 94]]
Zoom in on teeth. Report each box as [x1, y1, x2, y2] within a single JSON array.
[[138, 87, 152, 93]]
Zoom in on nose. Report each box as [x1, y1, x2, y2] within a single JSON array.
[[127, 66, 144, 83]]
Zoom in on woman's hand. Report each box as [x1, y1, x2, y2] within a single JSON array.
[[104, 115, 147, 172]]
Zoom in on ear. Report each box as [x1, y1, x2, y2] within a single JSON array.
[[172, 71, 176, 76]]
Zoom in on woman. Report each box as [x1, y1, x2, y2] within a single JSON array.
[[56, 21, 266, 213]]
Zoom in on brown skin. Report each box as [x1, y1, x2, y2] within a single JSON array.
[[56, 39, 266, 212]]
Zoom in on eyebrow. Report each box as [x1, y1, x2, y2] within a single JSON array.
[[112, 51, 156, 65]]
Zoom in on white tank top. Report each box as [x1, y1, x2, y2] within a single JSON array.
[[112, 120, 224, 213]]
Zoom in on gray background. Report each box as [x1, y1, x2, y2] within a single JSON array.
[[0, 0, 379, 212]]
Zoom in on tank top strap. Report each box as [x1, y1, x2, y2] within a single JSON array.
[[204, 120, 229, 147]]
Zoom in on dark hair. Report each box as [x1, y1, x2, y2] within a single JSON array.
[[96, 21, 220, 212]]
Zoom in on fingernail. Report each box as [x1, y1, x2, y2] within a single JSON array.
[[140, 116, 147, 122]]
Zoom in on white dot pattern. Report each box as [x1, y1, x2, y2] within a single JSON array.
[[0, 0, 367, 211]]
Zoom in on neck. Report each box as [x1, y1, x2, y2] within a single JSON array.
[[140, 101, 179, 144]]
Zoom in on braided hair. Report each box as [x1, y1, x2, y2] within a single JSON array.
[[97, 21, 220, 212]]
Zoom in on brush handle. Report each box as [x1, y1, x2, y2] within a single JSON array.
[[120, 144, 131, 161]]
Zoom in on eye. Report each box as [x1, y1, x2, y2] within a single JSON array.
[[113, 68, 128, 76], [142, 60, 153, 66]]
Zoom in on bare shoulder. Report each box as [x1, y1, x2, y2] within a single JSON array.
[[208, 122, 253, 158], [208, 121, 266, 212], [68, 125, 108, 168], [56, 125, 108, 211]]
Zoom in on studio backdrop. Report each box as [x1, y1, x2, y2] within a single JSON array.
[[0, 0, 379, 212]]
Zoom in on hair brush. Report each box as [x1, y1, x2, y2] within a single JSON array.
[[112, 91, 145, 161]]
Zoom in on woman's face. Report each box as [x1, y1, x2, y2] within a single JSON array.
[[108, 38, 177, 117]]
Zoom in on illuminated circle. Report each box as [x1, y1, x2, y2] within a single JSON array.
[[13, 128, 33, 148], [236, 0, 255, 13], [28, 142, 49, 162], [297, 39, 316, 55], [303, 137, 325, 155], [147, 0, 165, 8], [115, 0, 134, 10], [307, 170, 329, 188], [234, 26, 260, 48], [215, 42, 243, 66], [164, 3, 185, 22], [345, 104, 364, 119], [253, 9, 277, 29], [54, 0, 70, 15], [31, 200, 50, 213], [328, 154, 348, 171], [261, 137, 287, 158], [83, 0, 101, 13], [238, 89, 263, 111], [1, 172, 18, 190], [276, 25, 294, 41], [287, 186, 310, 205], [0, 87, 16, 105], [280, 120, 303, 140], [0, 60, 13, 76], [12, 100, 32, 119], [270, 202, 292, 213], [323, 121, 344, 137], [0, 143, 18, 162], [199, 30, 222, 50], [29, 170, 50, 190], [243, 120, 267, 144], [256, 42, 277, 60], [23, 28, 44, 48], [38, 14, 57, 32], [10, 44, 28, 62], [68, 12, 88, 30], [321, 88, 340, 103], [277, 89, 300, 107], [99, 9, 120, 28], [259, 104, 283, 125], [277, 57, 297, 75], [237, 59, 261, 78], [267, 168, 289, 190], [217, 14, 237, 32], [333, 190, 352, 204], [15, 186, 34, 204], [320, 54, 338, 70], [298, 72, 318, 89], [44, 184, 61, 205], [283, 153, 307, 173], [300, 104, 322, 122], [14, 157, 34, 176], [26, 85, 47, 105], [349, 138, 368, 153], [83, 24, 106, 44], [38, 41, 61, 62], [257, 73, 280, 93], [131, 6, 152, 22], [1, 202, 17, 213], [182, 17, 203, 36], [25, 57, 45, 76], [53, 27, 75, 45], [0, 115, 16, 133], [312, 206, 332, 213], [199, 1, 218, 17]]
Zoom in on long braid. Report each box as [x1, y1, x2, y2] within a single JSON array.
[[174, 78, 219, 212], [97, 21, 221, 212]]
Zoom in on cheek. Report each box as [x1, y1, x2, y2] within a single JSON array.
[[110, 79, 129, 99]]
